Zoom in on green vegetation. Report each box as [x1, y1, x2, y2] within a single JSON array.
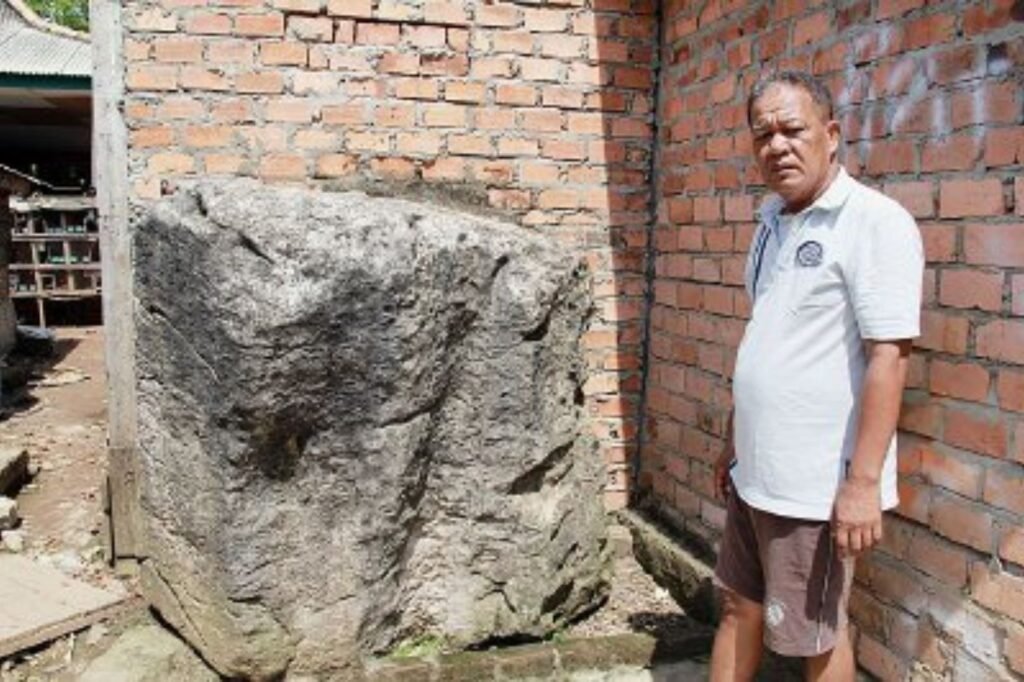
[[24, 0, 89, 32], [389, 634, 446, 660]]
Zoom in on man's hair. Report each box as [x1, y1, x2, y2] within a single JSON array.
[[746, 71, 834, 127]]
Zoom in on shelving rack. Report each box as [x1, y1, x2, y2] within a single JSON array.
[[7, 194, 100, 328]]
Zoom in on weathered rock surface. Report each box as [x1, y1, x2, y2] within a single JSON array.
[[133, 181, 609, 679], [0, 496, 17, 530], [0, 447, 28, 494], [77, 624, 219, 682]]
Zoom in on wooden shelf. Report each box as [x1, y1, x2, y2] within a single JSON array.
[[12, 233, 99, 242], [11, 289, 101, 300], [10, 263, 100, 271]]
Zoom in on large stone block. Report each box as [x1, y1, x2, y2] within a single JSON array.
[[133, 181, 609, 679]]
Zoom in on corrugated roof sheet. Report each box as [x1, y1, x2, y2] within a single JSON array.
[[0, 0, 90, 79]]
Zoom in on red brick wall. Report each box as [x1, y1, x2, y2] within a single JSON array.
[[643, 0, 1024, 678], [121, 0, 659, 509]]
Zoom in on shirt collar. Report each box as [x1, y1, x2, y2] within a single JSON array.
[[756, 166, 854, 226]]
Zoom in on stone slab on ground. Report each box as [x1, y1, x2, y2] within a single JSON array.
[[77, 624, 219, 682], [0, 554, 135, 659], [0, 497, 17, 531], [0, 447, 28, 494], [617, 509, 717, 624], [365, 630, 715, 681]]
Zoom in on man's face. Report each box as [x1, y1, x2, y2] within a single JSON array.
[[749, 84, 839, 212]]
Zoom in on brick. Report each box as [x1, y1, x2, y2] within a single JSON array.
[[294, 130, 336, 150], [265, 99, 313, 123], [983, 466, 1024, 514], [235, 13, 285, 37], [908, 533, 967, 587], [204, 155, 245, 174], [273, 0, 321, 11], [920, 446, 981, 499], [207, 40, 254, 65], [884, 181, 934, 218], [260, 41, 307, 66], [475, 109, 516, 132], [939, 179, 1004, 218], [866, 140, 915, 175], [857, 634, 908, 682], [916, 311, 968, 354], [378, 52, 420, 75], [346, 131, 390, 153], [393, 77, 437, 100], [919, 223, 956, 262], [147, 152, 194, 174], [976, 320, 1024, 364], [182, 126, 234, 148], [929, 495, 993, 552], [448, 134, 492, 156], [289, 16, 333, 41], [541, 139, 585, 161], [322, 104, 365, 126], [369, 157, 416, 180], [793, 10, 829, 47], [492, 31, 534, 54], [964, 224, 1024, 267], [377, 0, 419, 21], [952, 82, 1020, 128], [185, 12, 231, 34], [314, 154, 357, 178], [904, 13, 956, 51], [236, 71, 284, 94], [521, 58, 562, 82], [876, 0, 923, 19], [445, 81, 487, 104], [422, 104, 467, 128], [334, 19, 354, 43], [126, 65, 178, 91], [157, 97, 204, 120], [403, 24, 445, 48], [1008, 626, 1024, 675], [476, 4, 519, 27], [1001, 528, 1024, 567], [921, 135, 981, 172], [970, 563, 1024, 621], [129, 7, 177, 32], [944, 407, 1007, 459], [938, 269, 1003, 312], [424, 1, 468, 25], [326, 0, 371, 18], [523, 7, 566, 32], [130, 126, 175, 149], [495, 83, 537, 106], [375, 104, 415, 128], [210, 100, 252, 122], [356, 22, 399, 45], [997, 370, 1024, 413], [985, 128, 1024, 167], [929, 359, 990, 401]]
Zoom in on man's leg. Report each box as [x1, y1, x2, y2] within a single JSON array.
[[710, 588, 764, 682], [804, 628, 854, 682]]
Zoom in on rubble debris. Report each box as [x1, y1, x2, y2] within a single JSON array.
[[0, 447, 28, 494]]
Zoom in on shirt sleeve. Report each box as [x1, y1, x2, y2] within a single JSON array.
[[846, 201, 924, 340]]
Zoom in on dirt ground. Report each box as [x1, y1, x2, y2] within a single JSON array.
[[1, 327, 125, 596]]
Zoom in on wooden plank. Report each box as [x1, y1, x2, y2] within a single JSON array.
[[91, 0, 142, 560], [0, 555, 139, 659]]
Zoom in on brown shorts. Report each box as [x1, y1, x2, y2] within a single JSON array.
[[714, 490, 853, 657]]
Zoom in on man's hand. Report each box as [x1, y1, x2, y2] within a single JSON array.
[[832, 476, 882, 558], [714, 442, 735, 502]]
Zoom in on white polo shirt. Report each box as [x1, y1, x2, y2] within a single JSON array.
[[731, 167, 923, 520]]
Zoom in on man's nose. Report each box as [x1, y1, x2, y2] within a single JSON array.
[[767, 132, 789, 155]]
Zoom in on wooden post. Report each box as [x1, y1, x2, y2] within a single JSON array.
[[91, 0, 142, 563]]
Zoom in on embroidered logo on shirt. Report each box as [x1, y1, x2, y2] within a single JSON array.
[[796, 240, 824, 267], [765, 598, 786, 628]]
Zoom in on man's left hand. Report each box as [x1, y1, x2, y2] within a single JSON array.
[[832, 477, 882, 558]]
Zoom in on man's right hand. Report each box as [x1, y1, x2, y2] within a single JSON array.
[[714, 443, 735, 502]]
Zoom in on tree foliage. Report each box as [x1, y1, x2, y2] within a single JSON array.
[[24, 0, 89, 32]]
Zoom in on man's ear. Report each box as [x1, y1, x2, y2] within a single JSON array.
[[826, 119, 841, 160]]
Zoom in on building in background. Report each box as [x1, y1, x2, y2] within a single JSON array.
[[0, 0, 95, 330]]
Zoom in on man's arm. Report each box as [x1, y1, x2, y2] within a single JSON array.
[[714, 409, 736, 501], [832, 339, 912, 557]]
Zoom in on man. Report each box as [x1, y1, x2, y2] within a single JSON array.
[[709, 72, 923, 681]]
